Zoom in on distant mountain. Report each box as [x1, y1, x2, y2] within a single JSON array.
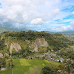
[[43, 31, 74, 33], [0, 27, 21, 33], [57, 31, 74, 33], [42, 31, 55, 33]]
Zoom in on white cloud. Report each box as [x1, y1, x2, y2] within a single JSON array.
[[61, 19, 74, 22], [0, 0, 74, 31], [70, 21, 74, 26], [53, 21, 74, 32], [53, 9, 60, 15], [72, 11, 74, 14], [31, 18, 43, 25], [59, 18, 63, 21], [53, 11, 70, 20]]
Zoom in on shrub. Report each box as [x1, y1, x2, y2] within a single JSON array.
[[41, 66, 54, 74]]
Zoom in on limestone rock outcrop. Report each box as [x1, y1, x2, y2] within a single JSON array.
[[1, 37, 4, 40], [32, 38, 49, 52], [9, 42, 21, 54], [4, 53, 9, 56], [0, 53, 3, 58], [25, 40, 30, 44], [5, 42, 9, 48]]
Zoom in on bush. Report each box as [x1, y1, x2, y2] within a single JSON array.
[[41, 66, 54, 74]]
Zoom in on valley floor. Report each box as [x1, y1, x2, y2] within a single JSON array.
[[0, 58, 61, 74]]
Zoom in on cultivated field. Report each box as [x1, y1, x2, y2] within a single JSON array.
[[0, 58, 61, 74]]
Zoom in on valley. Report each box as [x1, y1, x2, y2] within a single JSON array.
[[0, 0, 74, 74], [0, 31, 74, 74]]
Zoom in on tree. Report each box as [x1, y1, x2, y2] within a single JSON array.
[[12, 48, 16, 56], [41, 66, 54, 74], [6, 59, 14, 69], [0, 58, 6, 68]]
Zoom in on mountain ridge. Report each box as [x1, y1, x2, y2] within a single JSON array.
[[0, 26, 21, 33]]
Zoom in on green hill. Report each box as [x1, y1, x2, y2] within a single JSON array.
[[63, 33, 74, 41], [0, 31, 73, 55], [0, 27, 21, 33]]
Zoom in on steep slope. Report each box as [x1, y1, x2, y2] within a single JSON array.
[[32, 38, 49, 52], [0, 53, 3, 58], [63, 33, 74, 41], [9, 42, 21, 54], [0, 31, 73, 57]]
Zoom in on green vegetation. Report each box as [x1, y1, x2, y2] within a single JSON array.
[[1, 58, 73, 74], [0, 58, 61, 74], [0, 58, 13, 70], [0, 39, 6, 50], [0, 58, 74, 74], [63, 33, 74, 41], [0, 70, 12, 74], [0, 31, 73, 54], [41, 66, 54, 74], [0, 58, 6, 68], [0, 31, 74, 74], [57, 47, 74, 59]]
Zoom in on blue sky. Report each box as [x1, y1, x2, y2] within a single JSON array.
[[0, 0, 74, 32]]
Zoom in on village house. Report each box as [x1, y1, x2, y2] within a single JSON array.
[[1, 67, 7, 70]]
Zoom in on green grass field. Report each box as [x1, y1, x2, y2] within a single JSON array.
[[0, 58, 61, 74]]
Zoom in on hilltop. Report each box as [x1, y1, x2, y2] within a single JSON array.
[[0, 31, 73, 57]]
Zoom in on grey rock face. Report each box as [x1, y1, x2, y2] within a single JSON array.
[[9, 42, 21, 54], [0, 53, 3, 58], [32, 38, 49, 52], [4, 53, 9, 56]]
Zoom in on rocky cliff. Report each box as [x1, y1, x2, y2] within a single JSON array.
[[0, 53, 3, 58], [7, 38, 48, 54], [9, 42, 21, 54], [32, 38, 49, 52]]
